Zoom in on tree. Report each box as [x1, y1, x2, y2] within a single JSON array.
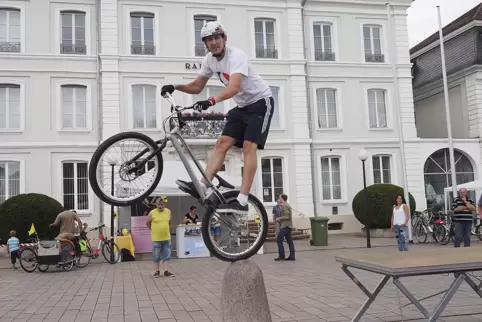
[[352, 184, 416, 229], [0, 193, 64, 242]]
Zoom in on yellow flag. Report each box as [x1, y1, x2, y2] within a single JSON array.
[[28, 223, 36, 236]]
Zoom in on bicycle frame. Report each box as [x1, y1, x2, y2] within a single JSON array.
[[125, 93, 228, 206]]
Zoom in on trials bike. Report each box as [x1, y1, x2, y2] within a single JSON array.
[[88, 93, 268, 262]]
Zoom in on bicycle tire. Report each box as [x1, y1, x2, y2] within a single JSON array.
[[19, 247, 37, 273], [102, 240, 121, 264], [75, 245, 92, 268], [201, 190, 268, 262], [414, 222, 427, 243], [37, 264, 49, 272], [476, 225, 482, 241], [62, 253, 75, 272], [433, 225, 449, 245], [88, 131, 164, 206]]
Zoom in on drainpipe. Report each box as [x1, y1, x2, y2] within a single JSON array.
[[300, 0, 317, 218], [96, 0, 104, 225]]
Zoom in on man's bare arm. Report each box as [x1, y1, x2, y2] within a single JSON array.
[[175, 76, 209, 95], [146, 214, 153, 230], [212, 73, 242, 103]]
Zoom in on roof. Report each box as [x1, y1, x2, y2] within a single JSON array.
[[410, 2, 482, 55]]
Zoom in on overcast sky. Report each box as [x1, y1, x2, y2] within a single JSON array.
[[407, 0, 481, 48]]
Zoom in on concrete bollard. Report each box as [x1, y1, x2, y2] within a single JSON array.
[[220, 259, 272, 322]]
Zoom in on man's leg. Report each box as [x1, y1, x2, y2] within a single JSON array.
[[217, 97, 275, 214], [276, 227, 287, 260], [152, 242, 161, 277], [463, 221, 472, 247], [161, 240, 174, 277], [200, 136, 237, 186], [285, 228, 296, 260], [454, 222, 462, 248]]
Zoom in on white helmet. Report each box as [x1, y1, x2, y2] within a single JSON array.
[[201, 21, 227, 41]]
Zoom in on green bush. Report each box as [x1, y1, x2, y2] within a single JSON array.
[[0, 193, 64, 243], [352, 184, 416, 229]]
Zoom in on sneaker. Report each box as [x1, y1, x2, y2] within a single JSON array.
[[216, 200, 249, 215], [153, 271, 160, 278], [285, 257, 296, 261], [164, 270, 174, 277], [274, 257, 285, 261]]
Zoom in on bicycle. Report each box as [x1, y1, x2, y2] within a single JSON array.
[[18, 231, 76, 273], [412, 209, 433, 243], [88, 93, 268, 262], [77, 223, 121, 265]]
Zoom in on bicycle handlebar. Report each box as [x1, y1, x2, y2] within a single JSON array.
[[161, 93, 194, 134]]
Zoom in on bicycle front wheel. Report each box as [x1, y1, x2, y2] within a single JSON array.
[[414, 222, 427, 243], [201, 190, 268, 262], [89, 131, 164, 206], [102, 240, 121, 264], [433, 225, 449, 245]]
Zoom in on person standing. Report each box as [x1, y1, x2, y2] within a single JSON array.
[[451, 188, 475, 247], [7, 230, 20, 269], [272, 198, 283, 237], [274, 194, 295, 261], [147, 198, 174, 277], [391, 195, 409, 251]]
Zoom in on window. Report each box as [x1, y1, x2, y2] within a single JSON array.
[[61, 85, 87, 130], [320, 156, 342, 201], [193, 86, 230, 114], [131, 12, 155, 55], [194, 15, 216, 56], [316, 88, 337, 129], [367, 89, 387, 128], [313, 23, 334, 61], [269, 86, 280, 129], [372, 155, 391, 184], [62, 162, 89, 211], [363, 25, 384, 62], [60, 11, 86, 54], [254, 18, 277, 59], [0, 8, 20, 52], [261, 157, 283, 203], [0, 161, 20, 203], [132, 85, 156, 129], [0, 84, 20, 130]]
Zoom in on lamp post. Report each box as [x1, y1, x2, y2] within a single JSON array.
[[109, 161, 116, 263], [358, 149, 371, 248]]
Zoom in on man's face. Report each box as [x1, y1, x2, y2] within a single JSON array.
[[157, 200, 165, 210], [191, 208, 196, 215], [204, 34, 226, 56], [278, 195, 283, 205], [459, 189, 468, 198]]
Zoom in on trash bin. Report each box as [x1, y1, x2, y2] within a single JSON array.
[[309, 216, 329, 246]]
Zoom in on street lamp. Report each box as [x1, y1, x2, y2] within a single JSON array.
[[108, 160, 116, 263], [357, 149, 371, 248]]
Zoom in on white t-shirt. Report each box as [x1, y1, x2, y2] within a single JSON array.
[[198, 46, 272, 107]]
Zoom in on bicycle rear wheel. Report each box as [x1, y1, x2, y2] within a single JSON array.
[[102, 240, 121, 264], [433, 225, 449, 245], [414, 222, 427, 243], [88, 131, 164, 206], [19, 247, 38, 273], [201, 190, 268, 262]]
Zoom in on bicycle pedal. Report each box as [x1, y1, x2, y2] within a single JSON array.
[[176, 180, 200, 199]]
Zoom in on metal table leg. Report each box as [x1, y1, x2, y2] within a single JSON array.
[[460, 272, 482, 298], [342, 265, 390, 322], [393, 274, 466, 322]]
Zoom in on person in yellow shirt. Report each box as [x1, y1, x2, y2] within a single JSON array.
[[146, 198, 174, 277]]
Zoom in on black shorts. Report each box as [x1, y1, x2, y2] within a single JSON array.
[[222, 97, 274, 150]]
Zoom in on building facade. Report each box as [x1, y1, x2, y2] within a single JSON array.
[[410, 3, 482, 210], [0, 0, 419, 233]]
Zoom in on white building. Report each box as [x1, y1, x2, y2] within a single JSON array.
[[1, 0, 428, 234]]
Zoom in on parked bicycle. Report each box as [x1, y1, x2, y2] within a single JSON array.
[[76, 223, 121, 266], [88, 93, 268, 262], [18, 231, 76, 273], [412, 209, 433, 243]]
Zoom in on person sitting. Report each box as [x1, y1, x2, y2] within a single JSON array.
[[49, 209, 83, 256], [184, 206, 199, 225]]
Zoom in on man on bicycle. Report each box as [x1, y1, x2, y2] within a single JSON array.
[[161, 21, 274, 215]]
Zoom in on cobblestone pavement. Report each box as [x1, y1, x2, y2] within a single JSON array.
[[0, 241, 482, 322]]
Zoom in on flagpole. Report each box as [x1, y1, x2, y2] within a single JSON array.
[[437, 5, 458, 197], [386, 2, 412, 242]]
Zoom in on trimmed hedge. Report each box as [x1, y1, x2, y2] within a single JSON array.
[[0, 193, 64, 243], [352, 184, 416, 229]]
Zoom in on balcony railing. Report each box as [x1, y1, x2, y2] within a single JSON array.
[[169, 113, 227, 138], [314, 49, 335, 61], [365, 52, 385, 63], [0, 42, 21, 53], [131, 44, 156, 55], [61, 44, 87, 55], [255, 46, 278, 59], [195, 44, 207, 56]]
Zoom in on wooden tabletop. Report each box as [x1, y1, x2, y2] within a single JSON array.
[[335, 245, 482, 277]]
